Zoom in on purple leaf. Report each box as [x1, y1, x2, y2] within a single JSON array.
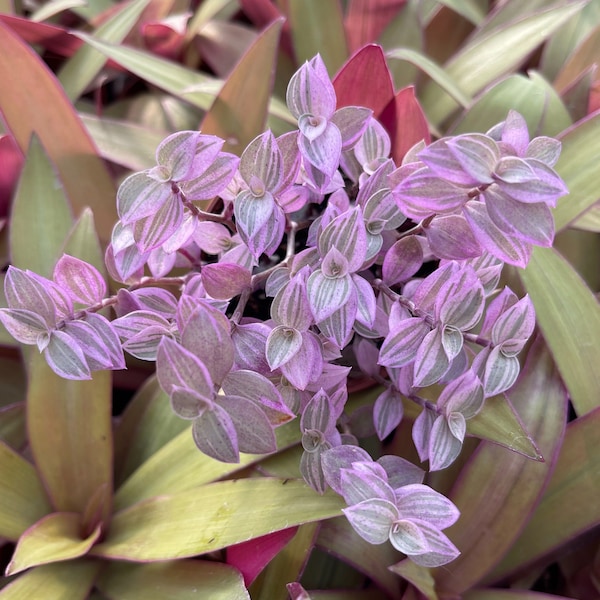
[[201, 263, 251, 300], [413, 327, 450, 387], [377, 455, 425, 489], [130, 287, 177, 316], [117, 171, 171, 224], [194, 221, 231, 255], [435, 266, 484, 331], [301, 389, 335, 434], [4, 267, 56, 325], [352, 274, 376, 328], [491, 294, 535, 354], [44, 329, 90, 380], [339, 463, 396, 506], [0, 308, 49, 345], [418, 138, 481, 186], [112, 310, 171, 340], [271, 267, 313, 331], [123, 325, 172, 361], [266, 325, 303, 371], [53, 255, 106, 305], [330, 106, 372, 149], [412, 407, 435, 463], [298, 121, 342, 178], [300, 445, 328, 494], [426, 214, 482, 260], [219, 395, 277, 455], [231, 322, 271, 373], [133, 196, 183, 253], [316, 292, 357, 349], [240, 130, 283, 192], [446, 134, 499, 184], [343, 498, 398, 545], [322, 445, 372, 495], [354, 118, 391, 170], [180, 153, 240, 199], [500, 110, 529, 156], [373, 388, 404, 440], [156, 131, 211, 180], [389, 519, 430, 555], [280, 330, 323, 391], [483, 345, 521, 396], [379, 317, 430, 369], [428, 416, 462, 471], [412, 262, 458, 312], [307, 267, 353, 323], [66, 314, 125, 370], [286, 55, 336, 120], [439, 370, 484, 419], [382, 236, 423, 286], [391, 520, 460, 567], [192, 404, 239, 463], [277, 131, 302, 191], [170, 385, 213, 420], [234, 189, 276, 241]]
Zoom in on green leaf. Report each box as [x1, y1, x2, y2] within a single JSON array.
[[490, 405, 600, 581], [0, 559, 100, 600], [437, 0, 486, 25], [387, 48, 471, 109], [420, 2, 586, 126], [433, 340, 568, 596], [93, 479, 344, 561], [519, 246, 600, 416], [201, 18, 283, 156], [0, 441, 51, 541], [554, 111, 600, 231], [450, 72, 572, 136], [61, 207, 106, 279], [30, 0, 88, 22], [465, 590, 578, 600], [253, 523, 319, 600], [113, 375, 189, 486], [571, 204, 600, 232], [58, 0, 150, 101], [0, 23, 117, 243], [27, 356, 113, 523], [80, 113, 164, 171], [0, 404, 26, 449], [389, 558, 437, 600], [6, 512, 101, 575], [288, 0, 348, 73], [10, 135, 72, 276], [97, 560, 250, 600], [113, 418, 300, 511]]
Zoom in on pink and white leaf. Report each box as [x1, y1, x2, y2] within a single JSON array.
[[417, 138, 480, 185], [4, 267, 56, 325], [280, 331, 323, 391], [44, 330, 90, 380], [428, 415, 462, 471], [426, 214, 482, 260], [321, 445, 372, 495], [231, 322, 271, 373], [201, 263, 251, 300], [382, 236, 424, 286], [491, 294, 535, 353], [395, 521, 460, 567], [499, 110, 529, 156], [446, 134, 499, 184], [525, 136, 561, 166], [354, 118, 391, 169], [413, 327, 450, 387], [439, 369, 484, 419], [156, 131, 206, 180], [133, 196, 183, 253], [483, 345, 521, 396], [330, 106, 372, 149], [378, 455, 425, 489], [394, 484, 460, 529], [266, 325, 303, 371], [181, 153, 240, 199], [352, 274, 376, 328], [193, 220, 231, 254], [298, 122, 342, 178], [389, 519, 430, 555], [234, 189, 276, 241], [117, 171, 171, 224], [435, 266, 484, 331], [307, 268, 352, 323], [373, 387, 404, 440], [412, 407, 435, 463], [53, 255, 106, 305], [343, 498, 397, 545], [240, 130, 283, 192], [130, 287, 177, 316], [74, 313, 125, 370], [378, 317, 430, 369], [286, 55, 336, 120], [317, 292, 357, 349], [271, 267, 313, 331], [170, 385, 213, 420], [0, 308, 49, 345], [299, 446, 328, 494]]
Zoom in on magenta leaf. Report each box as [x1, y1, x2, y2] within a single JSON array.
[[117, 171, 171, 224], [379, 317, 430, 369], [446, 134, 499, 184], [298, 121, 342, 178], [201, 263, 251, 300], [330, 106, 372, 149], [239, 130, 283, 192], [425, 214, 482, 260], [4, 266, 56, 325], [382, 236, 424, 286], [343, 498, 398, 545], [280, 331, 323, 391], [271, 267, 313, 331], [181, 153, 240, 199]]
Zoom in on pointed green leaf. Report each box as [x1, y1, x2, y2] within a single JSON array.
[[388, 558, 437, 600], [420, 2, 586, 126], [113, 375, 189, 486], [201, 19, 283, 156], [10, 135, 72, 276], [554, 111, 600, 231], [30, 0, 88, 22], [436, 0, 485, 25], [571, 204, 600, 232], [61, 208, 106, 280], [433, 341, 567, 596], [6, 512, 101, 575], [27, 355, 113, 523], [519, 246, 600, 416], [114, 419, 300, 511], [0, 403, 26, 449], [0, 559, 101, 600], [93, 479, 343, 561], [288, 0, 347, 73], [97, 560, 249, 600], [0, 441, 51, 541], [451, 72, 572, 136], [58, 0, 150, 101], [0, 23, 117, 242], [490, 405, 600, 581]]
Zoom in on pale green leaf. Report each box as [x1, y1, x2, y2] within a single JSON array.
[[30, 0, 87, 22], [571, 204, 600, 232], [433, 341, 567, 596], [0, 441, 51, 541], [93, 479, 344, 561], [0, 404, 26, 449], [389, 558, 437, 600], [27, 355, 113, 523], [387, 47, 471, 109], [114, 418, 300, 511], [465, 589, 578, 600], [420, 2, 587, 126], [451, 72, 572, 136], [97, 560, 249, 600], [6, 513, 101, 575], [80, 114, 165, 171], [519, 246, 600, 415], [58, 0, 150, 101], [114, 375, 189, 486], [554, 111, 600, 230], [61, 208, 106, 279], [288, 0, 348, 73], [0, 560, 100, 600], [490, 406, 600, 581], [436, 0, 486, 25], [186, 0, 239, 41], [10, 135, 72, 276]]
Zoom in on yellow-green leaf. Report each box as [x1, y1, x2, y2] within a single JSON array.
[[571, 204, 600, 232], [58, 0, 150, 101], [10, 135, 72, 276], [0, 441, 51, 541], [519, 246, 600, 416], [6, 512, 101, 575], [554, 111, 600, 231], [93, 479, 344, 561], [97, 560, 249, 600], [451, 72, 572, 136], [389, 558, 437, 600], [114, 418, 300, 511], [0, 404, 25, 449], [0, 559, 100, 600], [27, 356, 113, 522], [489, 405, 600, 581], [201, 18, 283, 156], [433, 341, 567, 596], [436, 0, 486, 25], [420, 2, 586, 126], [465, 590, 576, 600], [288, 0, 348, 73], [61, 208, 106, 280], [0, 23, 117, 242]]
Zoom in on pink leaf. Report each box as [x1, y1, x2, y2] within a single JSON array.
[[201, 263, 251, 300], [53, 255, 107, 306]]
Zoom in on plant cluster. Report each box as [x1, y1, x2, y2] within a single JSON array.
[[0, 54, 567, 570]]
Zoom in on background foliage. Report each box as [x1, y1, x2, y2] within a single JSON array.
[[0, 0, 599, 598]]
